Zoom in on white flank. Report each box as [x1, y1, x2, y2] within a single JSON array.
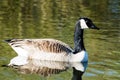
[[80, 19, 88, 29], [8, 49, 88, 65], [30, 51, 69, 62]]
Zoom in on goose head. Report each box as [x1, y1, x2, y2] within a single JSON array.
[[73, 17, 99, 55], [78, 17, 99, 30]]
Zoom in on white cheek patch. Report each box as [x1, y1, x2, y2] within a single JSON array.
[[79, 19, 89, 29]]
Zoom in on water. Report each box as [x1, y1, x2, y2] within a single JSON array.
[[0, 0, 120, 80]]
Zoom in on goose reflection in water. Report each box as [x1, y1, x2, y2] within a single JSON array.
[[10, 60, 88, 80], [71, 62, 88, 80]]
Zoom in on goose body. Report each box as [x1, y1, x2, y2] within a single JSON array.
[[5, 17, 99, 66]]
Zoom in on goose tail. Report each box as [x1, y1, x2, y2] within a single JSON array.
[[4, 39, 13, 43]]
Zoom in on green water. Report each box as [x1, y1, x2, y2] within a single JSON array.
[[0, 0, 120, 80]]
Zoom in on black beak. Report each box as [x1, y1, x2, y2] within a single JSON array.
[[91, 24, 100, 30], [93, 26, 99, 30]]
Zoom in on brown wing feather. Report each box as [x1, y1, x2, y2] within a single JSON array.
[[8, 39, 73, 54], [28, 39, 73, 53]]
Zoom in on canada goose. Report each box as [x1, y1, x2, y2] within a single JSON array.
[[5, 17, 99, 66]]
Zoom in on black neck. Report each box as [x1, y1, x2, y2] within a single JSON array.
[[73, 22, 85, 53]]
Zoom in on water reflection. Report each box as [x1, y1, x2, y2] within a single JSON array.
[[72, 62, 88, 80], [16, 60, 68, 77], [11, 60, 87, 79]]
